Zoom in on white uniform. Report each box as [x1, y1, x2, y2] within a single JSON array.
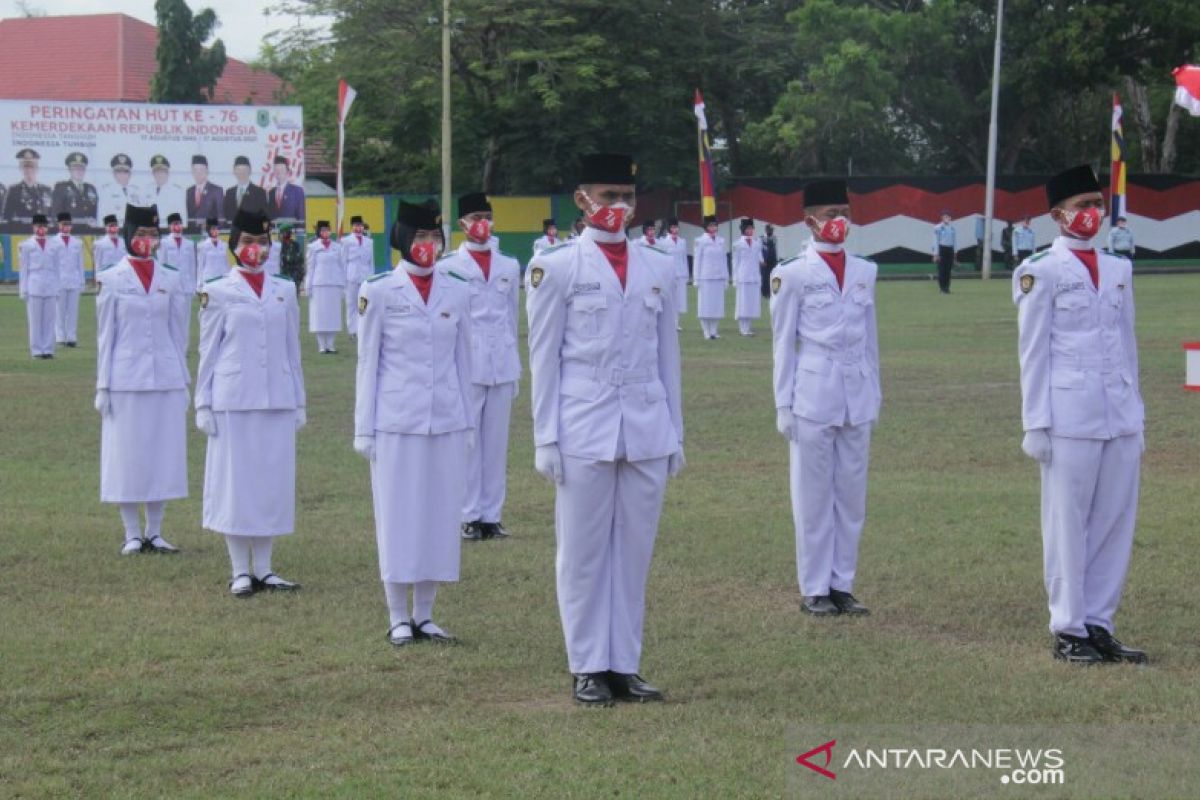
[[305, 239, 346, 348], [95, 258, 190, 503], [526, 228, 684, 675], [264, 241, 282, 276], [694, 232, 727, 337], [445, 242, 521, 525], [18, 237, 59, 357], [771, 244, 881, 598], [158, 234, 198, 349], [1013, 237, 1143, 638], [733, 234, 764, 333], [341, 233, 375, 337], [197, 272, 305, 536], [355, 263, 474, 583], [533, 233, 562, 257], [93, 235, 127, 275], [96, 184, 141, 227], [196, 237, 230, 289], [144, 183, 187, 229], [50, 233, 84, 345], [660, 232, 690, 315]]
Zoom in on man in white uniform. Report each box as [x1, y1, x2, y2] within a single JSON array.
[[1012, 164, 1147, 666], [732, 217, 764, 336], [93, 214, 127, 274], [342, 215, 375, 339], [50, 212, 85, 347], [18, 213, 58, 359], [443, 192, 522, 541], [97, 154, 140, 227], [693, 215, 727, 340], [660, 218, 689, 331], [158, 212, 199, 350], [633, 219, 657, 250], [144, 155, 187, 228], [305, 220, 346, 353], [770, 178, 880, 617], [526, 153, 685, 706], [532, 218, 561, 257], [196, 219, 230, 289]]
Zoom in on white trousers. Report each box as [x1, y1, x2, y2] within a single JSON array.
[[55, 289, 80, 343], [789, 416, 873, 597], [1040, 434, 1140, 637], [25, 296, 56, 356], [345, 279, 362, 336], [462, 382, 515, 523], [556, 452, 668, 674]]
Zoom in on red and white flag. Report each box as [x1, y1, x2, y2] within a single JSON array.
[[336, 79, 358, 236], [1174, 65, 1200, 116]]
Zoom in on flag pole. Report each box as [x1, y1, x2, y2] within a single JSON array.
[[981, 0, 1004, 280], [441, 0, 452, 243]]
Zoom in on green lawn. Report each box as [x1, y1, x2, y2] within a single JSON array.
[[1, 277, 1198, 798]]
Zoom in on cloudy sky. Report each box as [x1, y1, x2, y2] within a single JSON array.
[[3, 0, 324, 62]]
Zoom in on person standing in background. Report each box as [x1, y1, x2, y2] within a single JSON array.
[[158, 212, 198, 350], [732, 217, 764, 336], [50, 212, 84, 348], [18, 213, 58, 359], [305, 220, 346, 354], [196, 219, 230, 289], [760, 224, 778, 299], [1013, 216, 1036, 264], [342, 215, 375, 341], [278, 224, 305, 287], [93, 214, 127, 274], [1108, 216, 1135, 262], [660, 218, 689, 332], [533, 218, 561, 257], [694, 215, 727, 340], [931, 211, 956, 294]]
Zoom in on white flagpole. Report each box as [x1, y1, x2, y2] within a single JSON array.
[[982, 0, 1004, 280], [441, 0, 452, 243]]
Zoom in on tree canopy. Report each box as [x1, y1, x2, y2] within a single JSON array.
[[150, 0, 228, 104]]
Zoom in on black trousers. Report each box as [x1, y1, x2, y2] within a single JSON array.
[[1015, 249, 1032, 265], [1114, 249, 1134, 263], [937, 246, 955, 292]]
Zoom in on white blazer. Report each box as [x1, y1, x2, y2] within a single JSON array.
[[732, 235, 764, 284], [660, 233, 689, 281], [693, 233, 728, 282], [157, 235, 197, 294], [444, 243, 521, 386], [50, 234, 85, 291], [306, 239, 346, 289], [95, 259, 190, 392], [341, 233, 375, 283], [18, 237, 59, 297], [93, 236, 127, 274], [197, 237, 230, 288]]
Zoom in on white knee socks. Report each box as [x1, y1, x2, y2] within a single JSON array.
[[225, 535, 252, 578], [251, 536, 273, 578], [384, 581, 412, 628], [413, 581, 437, 623], [144, 501, 165, 539], [119, 503, 141, 541]]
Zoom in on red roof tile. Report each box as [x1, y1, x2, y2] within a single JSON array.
[[0, 13, 283, 104]]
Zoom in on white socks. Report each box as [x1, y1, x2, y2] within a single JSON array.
[[225, 535, 252, 577], [119, 503, 141, 541], [738, 319, 753, 335], [251, 536, 273, 579], [413, 581, 437, 623], [144, 501, 165, 539], [316, 333, 335, 351], [225, 535, 280, 580], [384, 581, 412, 628]]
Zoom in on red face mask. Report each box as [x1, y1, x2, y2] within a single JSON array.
[[237, 243, 265, 267], [410, 240, 438, 267], [319, 229, 331, 241], [107, 226, 119, 237], [812, 216, 849, 244], [170, 223, 183, 235], [1062, 207, 1102, 238], [34, 226, 46, 238], [466, 218, 491, 243], [130, 237, 155, 258], [582, 193, 632, 234]]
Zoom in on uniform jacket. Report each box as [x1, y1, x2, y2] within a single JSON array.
[[354, 264, 474, 437], [196, 272, 305, 412], [770, 244, 881, 427], [1012, 237, 1143, 440], [732, 235, 764, 284], [157, 235, 198, 294], [222, 183, 268, 223], [444, 243, 521, 386], [341, 233, 376, 283], [693, 233, 728, 282], [660, 233, 690, 282], [305, 239, 345, 289], [533, 234, 562, 257], [186, 182, 223, 225], [526, 228, 684, 462], [267, 183, 305, 221], [1013, 225, 1036, 253], [95, 258, 190, 392], [4, 182, 52, 223], [197, 237, 231, 288], [18, 237, 58, 297], [932, 222, 956, 252], [96, 183, 141, 227], [49, 233, 85, 291], [93, 236, 127, 273], [1108, 227, 1135, 254], [51, 181, 98, 225], [144, 183, 187, 229]]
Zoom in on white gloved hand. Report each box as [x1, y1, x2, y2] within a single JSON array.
[[668, 446, 686, 478], [295, 407, 307, 430], [195, 407, 218, 437], [1021, 429, 1052, 464], [353, 434, 376, 461], [94, 389, 111, 417], [776, 407, 798, 442], [534, 444, 564, 484]]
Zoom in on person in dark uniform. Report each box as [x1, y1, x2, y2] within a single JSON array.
[[187, 155, 224, 229], [52, 152, 99, 228], [5, 148, 53, 224], [760, 223, 778, 298], [222, 156, 268, 222], [278, 223, 305, 287]]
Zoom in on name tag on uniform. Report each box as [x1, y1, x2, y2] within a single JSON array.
[[573, 282, 601, 294], [386, 304, 413, 315], [1055, 281, 1087, 293], [803, 283, 830, 294]]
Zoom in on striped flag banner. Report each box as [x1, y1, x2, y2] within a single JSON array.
[[1174, 65, 1200, 116], [1110, 93, 1126, 227], [336, 79, 357, 236], [694, 89, 716, 218]]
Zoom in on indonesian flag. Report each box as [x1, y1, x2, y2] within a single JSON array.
[[336, 80, 358, 236], [694, 89, 716, 218], [1110, 94, 1127, 226], [1174, 65, 1200, 116]]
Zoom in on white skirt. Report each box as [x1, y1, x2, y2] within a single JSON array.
[[309, 285, 343, 333], [371, 430, 466, 583], [100, 389, 188, 503], [697, 280, 726, 319], [674, 276, 689, 314], [203, 409, 296, 536], [735, 282, 762, 319]]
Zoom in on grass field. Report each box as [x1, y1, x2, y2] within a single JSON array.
[[2, 276, 1199, 798]]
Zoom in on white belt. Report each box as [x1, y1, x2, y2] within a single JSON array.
[[562, 363, 654, 386]]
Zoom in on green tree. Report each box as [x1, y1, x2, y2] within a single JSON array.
[[149, 0, 228, 104]]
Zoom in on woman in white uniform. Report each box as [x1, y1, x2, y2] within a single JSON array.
[[661, 218, 690, 330], [304, 219, 346, 354], [354, 200, 474, 646], [732, 217, 764, 336], [94, 204, 190, 555], [196, 207, 307, 597], [694, 214, 728, 339]]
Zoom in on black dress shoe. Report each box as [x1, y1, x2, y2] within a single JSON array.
[[413, 619, 456, 644], [386, 620, 414, 647], [829, 589, 870, 616], [573, 673, 614, 706], [461, 521, 484, 541], [606, 672, 664, 703], [801, 596, 840, 616], [481, 522, 509, 540], [253, 572, 301, 591], [229, 573, 255, 598], [1053, 634, 1104, 665], [143, 535, 180, 554], [1086, 624, 1148, 665], [67, 342, 77, 348]]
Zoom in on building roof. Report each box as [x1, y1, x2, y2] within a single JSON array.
[[0, 13, 282, 104]]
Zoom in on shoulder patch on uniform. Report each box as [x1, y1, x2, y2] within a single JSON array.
[[446, 269, 468, 282], [160, 263, 177, 271], [367, 271, 390, 282], [771, 275, 783, 295], [529, 266, 545, 288], [205, 275, 223, 283], [358, 296, 368, 315], [1019, 274, 1035, 294]]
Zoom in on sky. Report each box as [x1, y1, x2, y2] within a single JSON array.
[[2, 0, 323, 62]]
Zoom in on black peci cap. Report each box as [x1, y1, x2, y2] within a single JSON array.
[[740, 217, 754, 231], [703, 215, 718, 227], [233, 155, 251, 168], [803, 178, 849, 207], [124, 204, 159, 229], [206, 217, 220, 229], [229, 206, 271, 257], [642, 219, 655, 232], [103, 214, 118, 226], [579, 153, 636, 185], [166, 212, 183, 224], [1045, 164, 1102, 208], [315, 220, 331, 231], [192, 155, 209, 166], [542, 218, 556, 231], [349, 215, 364, 225], [57, 212, 72, 223], [32, 213, 48, 225], [391, 200, 442, 255], [457, 192, 491, 218]]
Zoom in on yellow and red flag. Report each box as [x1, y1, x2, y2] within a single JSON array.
[[694, 89, 716, 218], [1109, 93, 1126, 227]]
